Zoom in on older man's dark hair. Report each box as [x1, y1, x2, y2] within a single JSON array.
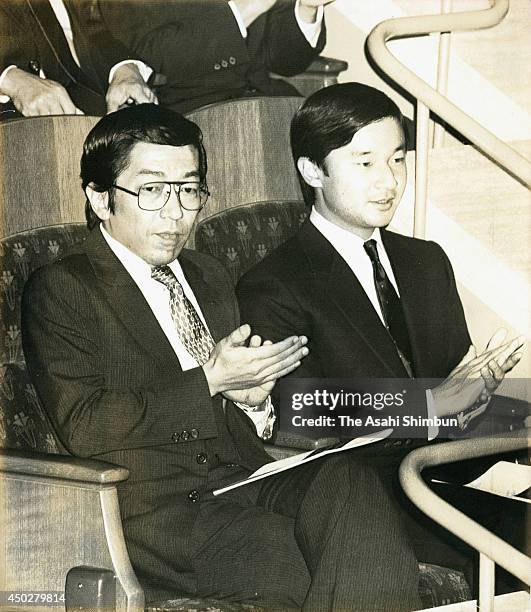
[[81, 104, 208, 229], [290, 82, 406, 206]]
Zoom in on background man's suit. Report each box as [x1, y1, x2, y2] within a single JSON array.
[[0, 0, 138, 115], [22, 227, 422, 609], [99, 0, 326, 112]]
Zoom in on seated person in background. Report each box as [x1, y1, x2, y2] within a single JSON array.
[[23, 103, 428, 611], [98, 0, 335, 112], [236, 82, 526, 591], [0, 0, 156, 118]]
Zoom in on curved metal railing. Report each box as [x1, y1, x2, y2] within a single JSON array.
[[366, 0, 531, 192]]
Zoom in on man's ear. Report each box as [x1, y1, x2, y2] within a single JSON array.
[[297, 157, 323, 189], [85, 184, 111, 221]]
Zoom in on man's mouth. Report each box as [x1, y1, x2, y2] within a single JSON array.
[[370, 197, 395, 207], [156, 232, 181, 241]]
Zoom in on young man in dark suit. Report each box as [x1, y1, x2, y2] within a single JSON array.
[[22, 103, 431, 610], [236, 82, 525, 589]]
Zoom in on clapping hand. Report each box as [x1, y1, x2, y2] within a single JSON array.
[[203, 324, 308, 399], [431, 328, 524, 422], [106, 63, 157, 113]]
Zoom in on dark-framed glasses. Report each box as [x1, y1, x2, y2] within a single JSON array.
[[112, 181, 210, 211]]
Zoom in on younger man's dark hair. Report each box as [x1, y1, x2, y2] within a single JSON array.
[[81, 103, 207, 229], [290, 83, 406, 206]]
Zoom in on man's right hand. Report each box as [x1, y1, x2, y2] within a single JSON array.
[[231, 0, 277, 27], [1, 68, 82, 116], [431, 330, 524, 419], [202, 324, 308, 396]]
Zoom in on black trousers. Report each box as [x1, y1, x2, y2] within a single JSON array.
[[190, 454, 422, 612]]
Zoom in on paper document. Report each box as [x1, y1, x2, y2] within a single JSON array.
[[432, 460, 531, 504], [213, 428, 393, 496]]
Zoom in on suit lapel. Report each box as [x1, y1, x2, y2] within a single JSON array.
[[179, 251, 229, 343], [299, 222, 409, 376], [83, 229, 182, 372], [27, 0, 86, 82]]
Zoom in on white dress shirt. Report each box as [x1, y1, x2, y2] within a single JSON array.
[[310, 208, 438, 439], [100, 226, 274, 438]]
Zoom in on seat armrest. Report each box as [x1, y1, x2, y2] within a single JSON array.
[[274, 431, 339, 450], [0, 449, 129, 484]]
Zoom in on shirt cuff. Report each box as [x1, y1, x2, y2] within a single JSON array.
[[425, 389, 439, 441], [228, 0, 247, 38], [0, 64, 48, 103], [235, 396, 276, 440], [108, 60, 153, 84], [295, 0, 324, 48]]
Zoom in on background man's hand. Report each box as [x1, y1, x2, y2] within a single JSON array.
[[106, 63, 157, 113], [431, 329, 524, 419], [298, 0, 336, 23], [202, 324, 308, 397], [1, 68, 82, 116]]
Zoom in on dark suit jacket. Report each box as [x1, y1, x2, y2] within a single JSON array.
[[0, 0, 139, 115], [22, 228, 271, 595], [99, 0, 326, 112], [237, 221, 472, 450]]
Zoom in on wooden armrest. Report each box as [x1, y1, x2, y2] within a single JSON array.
[[306, 56, 349, 74], [0, 449, 129, 484]]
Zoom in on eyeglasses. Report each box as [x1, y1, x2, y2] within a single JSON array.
[[112, 181, 210, 211]]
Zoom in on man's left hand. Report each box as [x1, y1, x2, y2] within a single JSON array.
[[223, 336, 277, 406], [298, 0, 335, 23], [106, 63, 157, 113]]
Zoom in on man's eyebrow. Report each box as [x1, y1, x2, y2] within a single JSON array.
[[135, 169, 200, 178], [351, 144, 406, 156]]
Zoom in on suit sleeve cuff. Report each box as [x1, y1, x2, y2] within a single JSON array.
[[295, 0, 324, 48]]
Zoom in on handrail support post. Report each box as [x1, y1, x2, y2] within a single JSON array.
[[479, 552, 495, 612]]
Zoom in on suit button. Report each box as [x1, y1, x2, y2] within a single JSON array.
[[214, 63, 221, 70], [221, 59, 228, 68], [188, 489, 200, 503], [196, 453, 208, 464], [229, 56, 236, 65], [392, 440, 402, 447], [181, 430, 190, 441], [404, 438, 413, 446], [171, 432, 180, 442], [190, 428, 199, 439]]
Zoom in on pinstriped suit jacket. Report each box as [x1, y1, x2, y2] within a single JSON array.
[[22, 227, 272, 595]]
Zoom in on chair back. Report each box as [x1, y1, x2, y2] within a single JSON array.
[[195, 200, 307, 283], [0, 224, 89, 452]]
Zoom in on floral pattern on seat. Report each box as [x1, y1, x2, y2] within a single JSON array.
[[0, 223, 89, 452], [195, 201, 308, 283]]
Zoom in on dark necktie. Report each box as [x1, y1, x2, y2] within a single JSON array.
[[151, 265, 215, 365], [363, 240, 414, 377]]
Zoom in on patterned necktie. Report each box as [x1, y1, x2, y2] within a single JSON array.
[[151, 265, 215, 365], [363, 240, 414, 377]]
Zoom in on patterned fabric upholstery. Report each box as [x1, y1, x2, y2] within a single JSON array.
[[195, 200, 308, 283], [0, 223, 89, 452]]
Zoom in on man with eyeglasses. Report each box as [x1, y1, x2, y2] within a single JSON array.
[[22, 103, 425, 611]]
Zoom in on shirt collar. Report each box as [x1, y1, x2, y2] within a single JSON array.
[[309, 206, 383, 252]]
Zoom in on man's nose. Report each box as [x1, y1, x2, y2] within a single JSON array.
[[376, 163, 398, 190], [161, 186, 184, 220]]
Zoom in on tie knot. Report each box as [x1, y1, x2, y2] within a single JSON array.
[[363, 239, 380, 263], [151, 265, 179, 289]]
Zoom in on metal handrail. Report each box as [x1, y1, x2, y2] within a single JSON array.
[[366, 0, 531, 190], [399, 430, 531, 610]]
